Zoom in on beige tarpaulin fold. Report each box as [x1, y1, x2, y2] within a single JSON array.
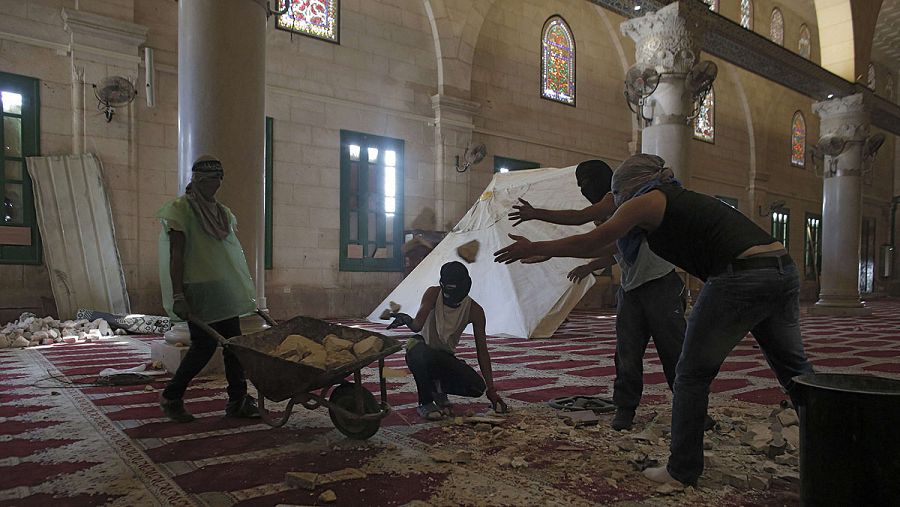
[[26, 154, 130, 319], [367, 166, 598, 339]]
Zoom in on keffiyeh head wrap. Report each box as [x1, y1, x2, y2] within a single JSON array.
[[185, 156, 230, 240], [611, 154, 682, 263]]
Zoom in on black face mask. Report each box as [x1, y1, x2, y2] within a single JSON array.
[[580, 180, 607, 204], [440, 279, 471, 308]]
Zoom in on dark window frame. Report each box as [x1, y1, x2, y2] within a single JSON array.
[[339, 130, 404, 272], [493, 156, 540, 173], [0, 71, 41, 265]]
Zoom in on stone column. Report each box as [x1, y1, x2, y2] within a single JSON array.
[[431, 94, 480, 231], [178, 0, 268, 314], [811, 93, 872, 316], [621, 3, 698, 183]]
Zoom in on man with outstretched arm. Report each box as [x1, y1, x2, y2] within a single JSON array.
[[388, 261, 508, 420], [509, 160, 689, 431], [494, 154, 813, 487]]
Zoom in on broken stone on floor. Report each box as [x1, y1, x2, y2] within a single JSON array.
[[0, 312, 118, 348]]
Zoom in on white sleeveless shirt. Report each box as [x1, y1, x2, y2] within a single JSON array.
[[420, 296, 472, 354]]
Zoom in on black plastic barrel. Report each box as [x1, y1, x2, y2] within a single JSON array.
[[793, 373, 900, 506]]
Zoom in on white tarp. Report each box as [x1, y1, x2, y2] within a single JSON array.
[[367, 166, 596, 339], [26, 154, 130, 319]]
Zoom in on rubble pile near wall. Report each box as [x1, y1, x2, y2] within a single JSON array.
[[0, 312, 124, 349]]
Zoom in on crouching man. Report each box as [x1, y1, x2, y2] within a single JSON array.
[[388, 261, 508, 420]]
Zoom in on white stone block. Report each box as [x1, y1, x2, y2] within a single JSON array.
[[150, 341, 224, 376]]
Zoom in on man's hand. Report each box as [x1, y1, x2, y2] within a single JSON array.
[[522, 255, 551, 264], [172, 294, 190, 321], [567, 264, 595, 283], [486, 387, 508, 414], [493, 234, 535, 264], [386, 312, 414, 330], [509, 198, 539, 227]]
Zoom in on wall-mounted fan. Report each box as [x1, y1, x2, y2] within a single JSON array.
[[93, 76, 137, 122], [624, 65, 660, 127], [455, 143, 487, 173]]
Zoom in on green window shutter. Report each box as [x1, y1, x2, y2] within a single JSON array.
[[0, 71, 41, 265], [339, 130, 404, 272]]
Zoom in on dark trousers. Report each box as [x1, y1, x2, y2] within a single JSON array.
[[613, 270, 686, 411], [405, 337, 485, 406], [667, 264, 814, 485], [162, 317, 248, 402]]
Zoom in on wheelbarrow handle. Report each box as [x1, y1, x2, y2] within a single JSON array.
[[187, 309, 276, 347], [188, 319, 228, 347], [256, 309, 277, 327]]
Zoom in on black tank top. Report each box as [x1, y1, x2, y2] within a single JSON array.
[[645, 185, 777, 281]]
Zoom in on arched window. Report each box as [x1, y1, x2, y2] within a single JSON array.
[[770, 8, 784, 46], [693, 88, 715, 143], [791, 111, 806, 167], [798, 24, 811, 59], [702, 0, 719, 12], [867, 63, 876, 90], [276, 0, 340, 43], [541, 16, 575, 106], [740, 0, 753, 29]]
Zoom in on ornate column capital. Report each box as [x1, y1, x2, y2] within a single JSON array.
[[620, 3, 698, 74], [813, 93, 870, 141]]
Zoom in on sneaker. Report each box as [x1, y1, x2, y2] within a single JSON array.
[[160, 396, 195, 423], [416, 402, 444, 421], [611, 408, 636, 431], [225, 395, 261, 419]]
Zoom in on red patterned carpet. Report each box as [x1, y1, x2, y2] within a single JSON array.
[[1, 301, 898, 506]]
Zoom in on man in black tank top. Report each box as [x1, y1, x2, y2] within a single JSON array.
[[494, 154, 813, 487]]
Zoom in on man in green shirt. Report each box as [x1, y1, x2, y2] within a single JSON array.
[[157, 156, 259, 423]]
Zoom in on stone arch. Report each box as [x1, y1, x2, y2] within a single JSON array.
[[421, 0, 497, 98], [812, 0, 882, 81]]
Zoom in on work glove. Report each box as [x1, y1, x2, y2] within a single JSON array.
[[386, 312, 414, 330], [172, 294, 191, 321]]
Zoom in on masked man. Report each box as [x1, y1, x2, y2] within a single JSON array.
[[495, 154, 813, 487], [388, 261, 508, 420], [509, 160, 688, 431], [157, 156, 260, 423]]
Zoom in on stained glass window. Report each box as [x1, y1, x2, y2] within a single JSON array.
[[791, 111, 806, 167], [541, 16, 575, 106], [702, 0, 718, 12], [770, 8, 784, 46], [693, 87, 715, 143], [276, 0, 339, 43], [799, 24, 811, 59], [867, 63, 876, 90], [740, 0, 753, 29]]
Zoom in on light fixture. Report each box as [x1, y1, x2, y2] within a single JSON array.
[[634, 5, 642, 11], [827, 93, 835, 99]]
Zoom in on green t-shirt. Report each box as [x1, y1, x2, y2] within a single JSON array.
[[157, 196, 256, 324]]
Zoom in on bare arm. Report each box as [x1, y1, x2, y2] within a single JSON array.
[[407, 286, 440, 333], [168, 230, 186, 295], [509, 194, 615, 227], [471, 303, 507, 412], [495, 191, 666, 263]]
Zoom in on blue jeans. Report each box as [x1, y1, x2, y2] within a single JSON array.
[[613, 270, 686, 410], [667, 263, 814, 485]]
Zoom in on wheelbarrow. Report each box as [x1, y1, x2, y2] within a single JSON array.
[[194, 311, 403, 440]]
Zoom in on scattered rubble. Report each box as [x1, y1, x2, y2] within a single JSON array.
[[0, 312, 117, 349], [318, 489, 337, 503], [456, 240, 480, 263]]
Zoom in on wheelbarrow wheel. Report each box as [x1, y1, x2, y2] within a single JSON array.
[[328, 383, 380, 440]]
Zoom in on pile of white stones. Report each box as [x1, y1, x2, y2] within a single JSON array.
[[0, 312, 126, 349]]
